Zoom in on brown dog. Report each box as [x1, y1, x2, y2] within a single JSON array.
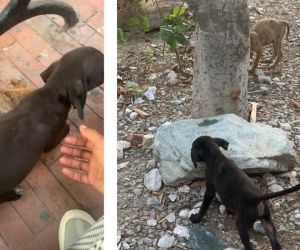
[[250, 18, 289, 73]]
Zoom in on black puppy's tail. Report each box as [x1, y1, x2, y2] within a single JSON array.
[[257, 183, 300, 202]]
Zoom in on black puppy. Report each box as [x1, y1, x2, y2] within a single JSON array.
[[190, 136, 300, 250], [0, 46, 104, 203], [40, 46, 104, 119]]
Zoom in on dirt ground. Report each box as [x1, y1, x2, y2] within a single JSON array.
[[117, 0, 300, 249]]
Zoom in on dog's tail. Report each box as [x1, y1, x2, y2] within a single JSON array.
[[257, 183, 300, 202], [283, 21, 290, 42]]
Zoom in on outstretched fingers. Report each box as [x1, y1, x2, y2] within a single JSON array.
[[62, 168, 89, 185], [60, 145, 92, 160], [59, 156, 89, 171]]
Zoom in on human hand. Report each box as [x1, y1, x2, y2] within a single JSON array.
[[59, 125, 104, 193]]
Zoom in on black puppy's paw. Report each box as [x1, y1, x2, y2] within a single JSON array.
[[190, 214, 201, 223]]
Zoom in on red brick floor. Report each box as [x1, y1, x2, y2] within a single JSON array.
[[0, 0, 104, 249]]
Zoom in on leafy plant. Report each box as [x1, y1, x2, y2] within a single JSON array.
[[126, 15, 151, 33], [117, 28, 127, 43], [158, 4, 194, 71], [142, 47, 154, 72]]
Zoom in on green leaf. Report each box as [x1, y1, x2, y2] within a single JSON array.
[[174, 23, 186, 33], [173, 6, 186, 17], [140, 16, 151, 32], [117, 28, 127, 43], [126, 17, 140, 26], [174, 33, 187, 45]]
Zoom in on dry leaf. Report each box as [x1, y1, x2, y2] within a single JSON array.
[[133, 108, 150, 117]]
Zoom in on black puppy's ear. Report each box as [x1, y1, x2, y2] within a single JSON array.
[[40, 61, 59, 83], [191, 148, 204, 168], [213, 138, 229, 150], [68, 80, 87, 120]]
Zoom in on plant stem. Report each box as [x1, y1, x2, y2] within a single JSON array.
[[175, 47, 182, 72]]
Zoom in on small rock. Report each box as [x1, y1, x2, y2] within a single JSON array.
[[142, 134, 155, 149], [157, 234, 175, 249], [173, 225, 190, 239], [189, 208, 200, 217], [269, 183, 284, 193], [263, 173, 276, 186], [218, 223, 224, 230], [294, 213, 300, 219], [118, 140, 131, 149], [253, 220, 265, 234], [272, 202, 281, 212], [148, 126, 157, 132], [224, 248, 238, 250], [273, 77, 280, 82], [117, 161, 130, 170], [275, 81, 286, 86], [148, 73, 158, 81], [179, 185, 190, 193], [122, 242, 130, 249], [144, 169, 162, 192], [125, 108, 132, 115], [147, 196, 160, 205], [260, 86, 268, 91], [168, 193, 177, 202], [179, 209, 190, 218], [147, 159, 156, 168], [167, 70, 177, 80], [129, 112, 139, 120], [255, 69, 265, 76], [165, 212, 176, 223], [280, 122, 292, 131], [147, 219, 157, 226], [143, 237, 153, 245], [219, 205, 226, 215], [290, 177, 299, 186], [193, 201, 202, 208], [258, 75, 271, 83]]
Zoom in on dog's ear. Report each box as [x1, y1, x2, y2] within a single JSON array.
[[40, 61, 59, 83], [213, 138, 229, 150], [191, 148, 204, 168], [67, 80, 87, 120]]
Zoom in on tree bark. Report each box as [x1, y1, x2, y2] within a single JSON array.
[[189, 0, 250, 119]]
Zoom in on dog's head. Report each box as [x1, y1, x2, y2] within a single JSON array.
[[191, 136, 229, 168]]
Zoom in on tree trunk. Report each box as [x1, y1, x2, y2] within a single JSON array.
[[189, 0, 250, 119]]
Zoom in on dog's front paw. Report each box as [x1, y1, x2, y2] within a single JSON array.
[[190, 214, 201, 223]]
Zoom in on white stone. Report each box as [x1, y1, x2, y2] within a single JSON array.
[[193, 201, 202, 208], [253, 220, 265, 234], [280, 123, 292, 131], [122, 242, 130, 249], [273, 77, 280, 82], [148, 73, 158, 81], [129, 112, 139, 120], [157, 234, 175, 249], [165, 212, 176, 223], [168, 193, 177, 202], [117, 161, 130, 170], [178, 185, 190, 193], [147, 219, 157, 226], [125, 108, 132, 115], [144, 168, 162, 191], [142, 134, 155, 149], [258, 75, 271, 83], [173, 225, 190, 239], [189, 208, 200, 217], [179, 209, 190, 218], [167, 70, 177, 80], [153, 114, 297, 185], [268, 183, 284, 193], [219, 205, 226, 215]]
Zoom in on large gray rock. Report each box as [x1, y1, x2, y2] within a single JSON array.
[[153, 114, 297, 185]]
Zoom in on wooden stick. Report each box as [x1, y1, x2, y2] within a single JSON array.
[[250, 102, 257, 123]]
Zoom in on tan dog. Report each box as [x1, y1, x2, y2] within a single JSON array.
[[250, 18, 289, 73]]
